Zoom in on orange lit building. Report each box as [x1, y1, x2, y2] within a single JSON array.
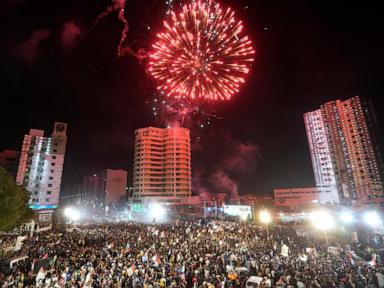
[[133, 127, 191, 204]]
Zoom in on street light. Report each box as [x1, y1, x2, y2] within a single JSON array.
[[310, 210, 334, 243], [259, 210, 272, 237]]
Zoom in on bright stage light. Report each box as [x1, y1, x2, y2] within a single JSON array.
[[340, 211, 355, 224], [63, 207, 81, 222], [149, 203, 166, 222], [363, 211, 381, 227], [240, 212, 248, 221], [310, 210, 334, 230], [259, 210, 271, 224]]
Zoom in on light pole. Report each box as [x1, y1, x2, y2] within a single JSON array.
[[259, 210, 272, 238], [203, 200, 207, 222], [214, 200, 218, 219]]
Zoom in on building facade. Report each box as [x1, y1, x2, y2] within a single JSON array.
[[82, 174, 103, 204], [0, 149, 20, 178], [133, 127, 191, 204], [304, 96, 383, 206], [16, 122, 67, 209], [274, 187, 340, 208], [103, 169, 127, 206]]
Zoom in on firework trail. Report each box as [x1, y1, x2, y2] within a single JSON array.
[[82, 0, 147, 59]]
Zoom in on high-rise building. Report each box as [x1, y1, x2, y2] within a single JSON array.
[[0, 149, 20, 178], [16, 122, 67, 209], [102, 169, 127, 206], [82, 174, 103, 203], [133, 127, 191, 204], [304, 96, 383, 206]]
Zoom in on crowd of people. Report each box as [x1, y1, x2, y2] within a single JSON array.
[[0, 236, 18, 262], [1, 217, 384, 287]]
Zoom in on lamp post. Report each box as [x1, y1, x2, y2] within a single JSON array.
[[214, 200, 218, 219], [259, 209, 272, 238], [203, 200, 207, 222]]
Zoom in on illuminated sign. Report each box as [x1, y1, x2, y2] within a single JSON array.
[[29, 205, 58, 210], [129, 203, 144, 213], [223, 205, 252, 218]]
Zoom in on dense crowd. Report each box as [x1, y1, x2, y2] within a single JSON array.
[[1, 218, 384, 287], [0, 237, 18, 261]]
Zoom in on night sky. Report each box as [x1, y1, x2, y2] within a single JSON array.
[[1, 0, 383, 196]]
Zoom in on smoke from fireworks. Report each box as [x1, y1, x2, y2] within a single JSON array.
[[146, 95, 223, 129], [148, 0, 255, 101]]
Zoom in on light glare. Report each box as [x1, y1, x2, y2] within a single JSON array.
[[63, 207, 81, 222], [310, 210, 334, 230], [363, 211, 381, 227], [340, 211, 354, 224], [259, 210, 271, 224]]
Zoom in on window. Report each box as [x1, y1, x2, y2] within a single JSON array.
[[53, 149, 57, 153], [47, 191, 52, 195], [45, 198, 50, 202], [51, 170, 54, 173], [49, 177, 53, 180], [52, 156, 56, 159], [51, 163, 55, 166], [48, 184, 52, 187]]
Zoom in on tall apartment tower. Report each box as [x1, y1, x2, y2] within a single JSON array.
[[304, 96, 383, 206], [133, 127, 191, 203], [102, 169, 128, 206], [16, 122, 67, 208]]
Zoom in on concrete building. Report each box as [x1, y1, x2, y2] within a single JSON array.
[[16, 122, 67, 209], [0, 149, 20, 178], [133, 127, 191, 204], [82, 174, 103, 204], [304, 96, 383, 206], [239, 194, 274, 208], [274, 187, 339, 208], [103, 169, 127, 206]]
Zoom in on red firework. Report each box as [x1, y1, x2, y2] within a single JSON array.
[[148, 0, 255, 101]]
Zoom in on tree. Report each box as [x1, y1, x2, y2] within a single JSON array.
[[0, 167, 33, 231]]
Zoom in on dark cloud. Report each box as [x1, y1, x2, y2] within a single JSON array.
[[61, 21, 82, 52], [15, 29, 51, 65]]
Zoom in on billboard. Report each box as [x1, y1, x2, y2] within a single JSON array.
[[223, 205, 252, 218]]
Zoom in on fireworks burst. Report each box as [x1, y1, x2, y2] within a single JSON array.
[[148, 0, 255, 101]]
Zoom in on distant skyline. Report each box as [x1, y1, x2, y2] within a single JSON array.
[[1, 0, 383, 196]]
